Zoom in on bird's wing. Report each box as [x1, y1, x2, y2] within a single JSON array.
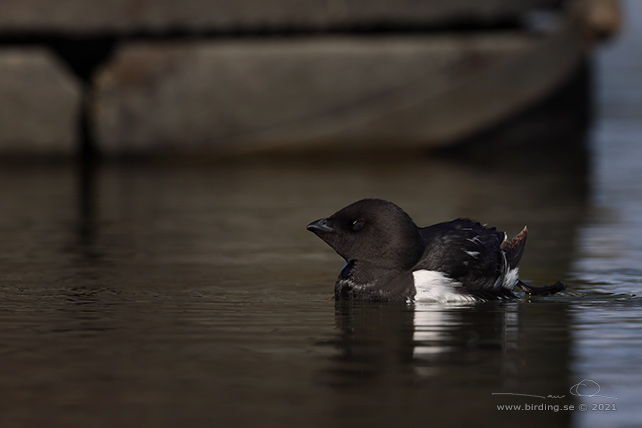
[[416, 219, 508, 294]]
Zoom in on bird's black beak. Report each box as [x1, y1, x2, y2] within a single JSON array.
[[306, 218, 334, 233]]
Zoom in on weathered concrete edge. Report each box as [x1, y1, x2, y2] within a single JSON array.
[[219, 19, 585, 154], [89, 19, 583, 157], [0, 48, 81, 155], [422, 18, 584, 145]]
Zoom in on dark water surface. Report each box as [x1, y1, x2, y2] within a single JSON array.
[[2, 5, 642, 428]]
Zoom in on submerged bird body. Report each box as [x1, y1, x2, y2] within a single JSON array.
[[307, 199, 564, 302]]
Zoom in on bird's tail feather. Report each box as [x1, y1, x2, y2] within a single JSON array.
[[501, 226, 527, 269]]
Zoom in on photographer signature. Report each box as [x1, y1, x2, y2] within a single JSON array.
[[492, 379, 618, 399]]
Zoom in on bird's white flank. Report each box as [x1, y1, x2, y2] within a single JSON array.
[[412, 270, 479, 303]]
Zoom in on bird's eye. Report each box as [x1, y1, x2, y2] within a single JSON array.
[[351, 220, 364, 231]]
